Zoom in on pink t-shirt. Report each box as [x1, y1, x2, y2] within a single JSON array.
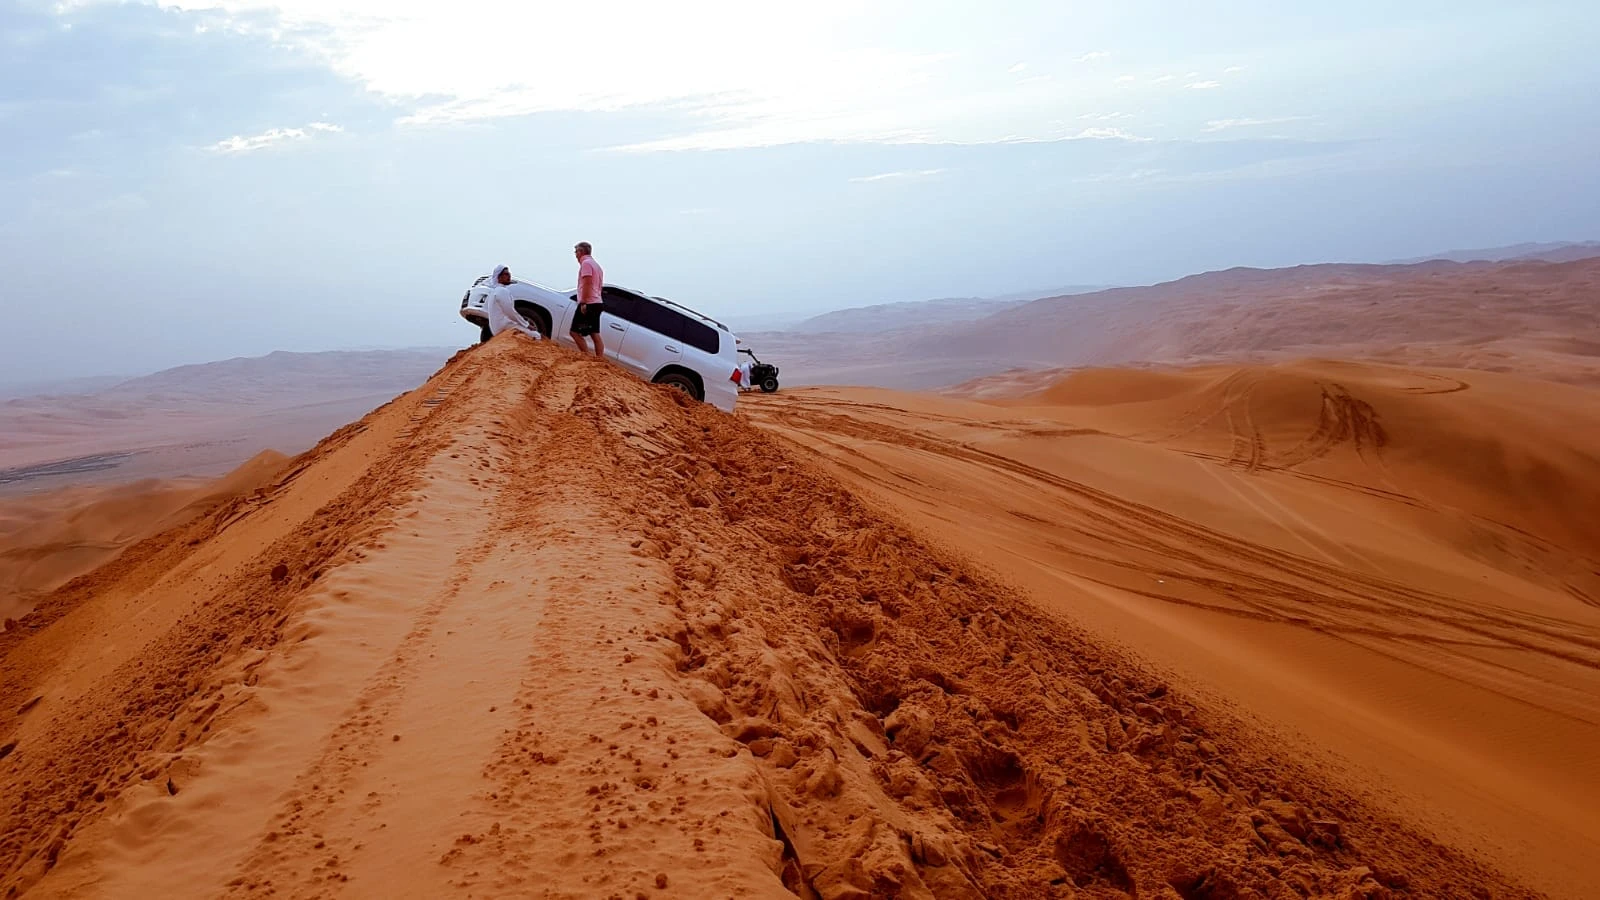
[[578, 255, 604, 305]]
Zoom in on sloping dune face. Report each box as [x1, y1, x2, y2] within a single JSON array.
[[0, 451, 290, 622], [745, 361, 1600, 898], [0, 340, 1531, 898], [1032, 362, 1600, 594]]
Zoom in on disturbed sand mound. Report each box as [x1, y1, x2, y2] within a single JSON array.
[[0, 451, 289, 622], [743, 363, 1600, 898], [0, 338, 1536, 898]]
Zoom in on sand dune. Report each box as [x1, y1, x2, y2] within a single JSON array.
[[0, 451, 289, 622], [1387, 240, 1600, 265], [0, 338, 1536, 898], [791, 285, 1109, 334], [0, 349, 451, 497], [743, 255, 1600, 391], [744, 359, 1600, 898]]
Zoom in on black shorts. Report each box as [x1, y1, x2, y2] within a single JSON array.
[[572, 302, 604, 336]]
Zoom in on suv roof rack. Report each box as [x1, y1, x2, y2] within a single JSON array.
[[650, 294, 730, 332]]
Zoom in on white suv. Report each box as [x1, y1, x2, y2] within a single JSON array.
[[459, 274, 742, 412]]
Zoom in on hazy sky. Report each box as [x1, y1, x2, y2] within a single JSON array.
[[3, 1, 1598, 383]]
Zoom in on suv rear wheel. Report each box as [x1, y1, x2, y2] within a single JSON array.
[[654, 372, 703, 402]]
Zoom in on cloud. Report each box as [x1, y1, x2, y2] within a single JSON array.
[[1202, 116, 1309, 133], [1151, 75, 1177, 84], [5, 2, 381, 179], [627, 127, 1159, 155], [1074, 127, 1146, 141], [33, 2, 1274, 157], [1078, 112, 1132, 121], [120, 0, 974, 148], [1186, 81, 1222, 90], [1225, 65, 1247, 73], [209, 128, 307, 153], [207, 122, 343, 153], [1070, 136, 1364, 185], [1076, 168, 1166, 184], [849, 168, 947, 183]]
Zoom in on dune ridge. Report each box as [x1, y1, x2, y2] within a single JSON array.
[[0, 339, 1534, 898]]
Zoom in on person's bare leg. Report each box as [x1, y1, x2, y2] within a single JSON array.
[[570, 333, 589, 354], [591, 332, 605, 358]]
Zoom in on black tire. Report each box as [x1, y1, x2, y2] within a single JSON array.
[[655, 372, 703, 402], [514, 303, 553, 340], [531, 310, 552, 340], [478, 321, 493, 343], [760, 377, 779, 393]]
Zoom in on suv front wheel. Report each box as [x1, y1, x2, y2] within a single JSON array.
[[654, 372, 703, 402]]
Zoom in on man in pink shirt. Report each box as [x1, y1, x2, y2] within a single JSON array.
[[571, 241, 605, 357]]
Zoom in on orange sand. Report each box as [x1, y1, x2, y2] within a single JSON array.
[[0, 339, 1538, 898], [0, 451, 288, 622], [745, 359, 1600, 898]]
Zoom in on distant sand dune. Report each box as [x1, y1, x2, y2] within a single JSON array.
[[0, 450, 289, 622], [0, 348, 450, 496], [747, 255, 1600, 391]]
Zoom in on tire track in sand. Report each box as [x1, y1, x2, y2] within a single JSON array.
[[751, 402, 1600, 676]]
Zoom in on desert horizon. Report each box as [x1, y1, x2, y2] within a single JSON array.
[[3, 241, 1598, 897]]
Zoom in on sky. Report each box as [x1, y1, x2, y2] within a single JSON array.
[[2, 0, 1598, 383]]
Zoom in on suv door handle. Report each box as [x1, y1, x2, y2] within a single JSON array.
[[608, 323, 625, 331], [664, 345, 679, 353]]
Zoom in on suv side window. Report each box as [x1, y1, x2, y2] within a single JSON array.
[[628, 298, 681, 339], [595, 288, 721, 355], [634, 297, 721, 355], [677, 317, 719, 355], [598, 286, 639, 323]]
